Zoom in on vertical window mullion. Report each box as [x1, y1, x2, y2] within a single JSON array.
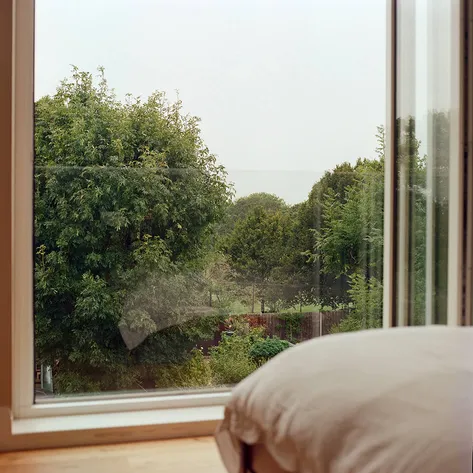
[[446, 0, 464, 326], [12, 0, 35, 418], [383, 0, 397, 328], [394, 0, 417, 328], [394, 0, 465, 327], [464, 0, 473, 327]]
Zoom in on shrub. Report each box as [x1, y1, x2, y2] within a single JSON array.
[[331, 273, 383, 334], [330, 314, 363, 334], [209, 329, 262, 385], [249, 337, 292, 363], [224, 315, 251, 335], [53, 371, 101, 394], [246, 314, 268, 332], [279, 312, 304, 343], [52, 364, 143, 394], [154, 348, 212, 389]]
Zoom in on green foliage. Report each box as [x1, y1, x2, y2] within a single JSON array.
[[329, 315, 361, 334], [287, 162, 358, 308], [313, 187, 357, 277], [221, 207, 293, 312], [200, 251, 255, 315], [394, 113, 449, 325], [132, 313, 223, 367], [209, 330, 262, 385], [313, 154, 385, 279], [223, 207, 291, 282], [34, 67, 232, 392], [307, 128, 386, 333], [348, 272, 383, 329], [279, 312, 304, 343], [248, 337, 292, 363], [331, 273, 383, 333], [53, 364, 141, 394], [53, 371, 101, 395], [154, 348, 212, 389], [35, 66, 447, 391], [216, 193, 288, 236]]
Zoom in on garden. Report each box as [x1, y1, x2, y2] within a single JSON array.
[[34, 68, 443, 395]]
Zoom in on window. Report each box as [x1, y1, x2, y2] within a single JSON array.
[[394, 0, 464, 327], [0, 0, 470, 452], [30, 0, 386, 406]]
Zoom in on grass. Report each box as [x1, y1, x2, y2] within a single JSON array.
[[222, 302, 333, 315]]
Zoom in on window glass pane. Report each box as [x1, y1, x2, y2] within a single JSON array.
[[395, 0, 459, 326], [34, 0, 385, 398]]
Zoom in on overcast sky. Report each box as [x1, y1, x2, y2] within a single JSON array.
[[35, 0, 386, 204]]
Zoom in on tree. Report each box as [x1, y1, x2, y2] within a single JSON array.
[[314, 127, 385, 330], [314, 157, 384, 278], [410, 111, 449, 325], [215, 192, 287, 237], [285, 162, 358, 308], [200, 251, 253, 315], [34, 68, 232, 392], [222, 207, 292, 312]]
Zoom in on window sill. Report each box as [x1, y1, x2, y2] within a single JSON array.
[[1, 405, 224, 452], [0, 436, 223, 473]]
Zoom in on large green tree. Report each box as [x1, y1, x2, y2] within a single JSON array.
[[222, 207, 293, 312], [313, 128, 386, 330], [285, 162, 358, 308], [34, 68, 232, 392], [215, 192, 287, 237]]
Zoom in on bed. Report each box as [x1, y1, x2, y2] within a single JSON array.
[[215, 326, 473, 473]]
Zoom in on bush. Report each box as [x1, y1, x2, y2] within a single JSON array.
[[249, 337, 292, 363], [330, 314, 363, 334], [209, 329, 262, 385], [154, 348, 212, 389], [279, 312, 304, 343], [224, 315, 251, 335], [53, 364, 141, 394], [53, 371, 101, 394], [331, 273, 383, 334]]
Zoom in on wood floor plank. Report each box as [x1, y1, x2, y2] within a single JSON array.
[[0, 436, 226, 473]]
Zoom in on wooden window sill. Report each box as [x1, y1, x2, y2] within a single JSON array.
[[0, 436, 225, 473]]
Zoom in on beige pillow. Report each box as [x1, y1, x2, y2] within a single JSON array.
[[215, 326, 473, 473]]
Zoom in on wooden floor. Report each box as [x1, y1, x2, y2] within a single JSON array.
[[0, 436, 226, 473]]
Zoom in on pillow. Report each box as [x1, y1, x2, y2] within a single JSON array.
[[215, 326, 473, 473]]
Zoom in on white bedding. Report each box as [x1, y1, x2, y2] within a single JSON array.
[[215, 326, 473, 473]]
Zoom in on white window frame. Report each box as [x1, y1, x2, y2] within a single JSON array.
[[0, 0, 468, 452], [446, 0, 465, 327], [383, 0, 397, 330], [388, 0, 467, 328], [2, 0, 229, 451]]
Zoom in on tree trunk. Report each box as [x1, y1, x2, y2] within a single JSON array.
[[251, 284, 255, 313]]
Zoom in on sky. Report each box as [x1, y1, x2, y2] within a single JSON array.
[[35, 0, 386, 204]]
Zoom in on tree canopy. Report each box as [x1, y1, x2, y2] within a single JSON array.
[[35, 68, 232, 391], [215, 192, 287, 237], [221, 206, 293, 312], [35, 67, 440, 394]]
